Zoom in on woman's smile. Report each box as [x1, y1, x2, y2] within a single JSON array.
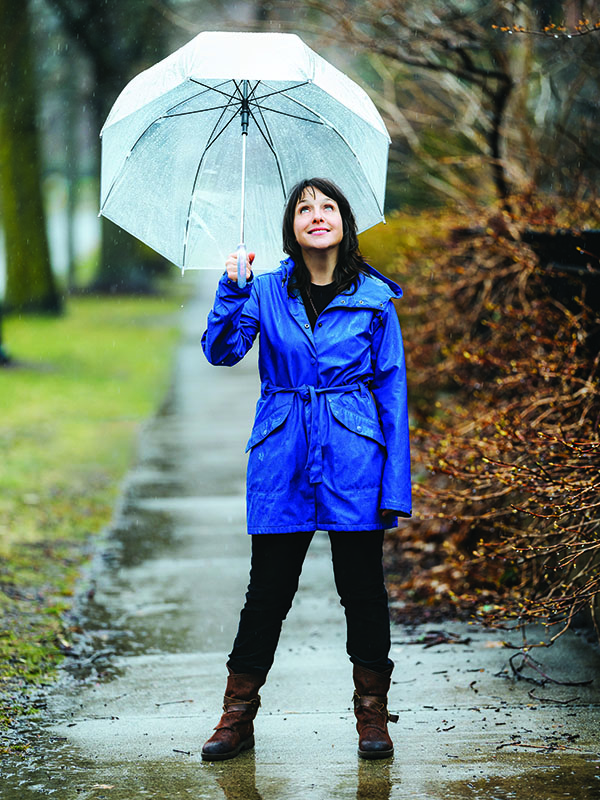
[[308, 227, 329, 235]]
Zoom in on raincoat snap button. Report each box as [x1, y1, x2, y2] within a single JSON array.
[[357, 425, 362, 431], [318, 322, 322, 327], [304, 323, 310, 329], [359, 300, 364, 304]]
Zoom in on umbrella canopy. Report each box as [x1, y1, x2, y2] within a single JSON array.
[[100, 31, 391, 271]]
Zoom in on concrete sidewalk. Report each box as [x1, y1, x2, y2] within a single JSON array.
[[2, 274, 599, 800]]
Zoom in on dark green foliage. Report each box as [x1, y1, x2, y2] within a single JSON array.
[[0, 2, 61, 314]]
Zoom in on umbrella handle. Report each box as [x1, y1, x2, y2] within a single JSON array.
[[237, 243, 247, 289]]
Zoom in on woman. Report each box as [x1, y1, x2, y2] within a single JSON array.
[[200, 178, 411, 761]]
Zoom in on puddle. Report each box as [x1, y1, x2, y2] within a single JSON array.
[[105, 508, 176, 568], [436, 752, 600, 799], [4, 748, 598, 800], [0, 749, 400, 800]]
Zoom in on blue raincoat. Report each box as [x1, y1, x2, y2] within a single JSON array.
[[202, 258, 412, 534]]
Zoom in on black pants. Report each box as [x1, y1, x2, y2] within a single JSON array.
[[227, 530, 391, 676]]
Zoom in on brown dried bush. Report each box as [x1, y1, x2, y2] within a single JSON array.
[[379, 199, 600, 641]]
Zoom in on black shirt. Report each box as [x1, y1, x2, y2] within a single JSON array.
[[301, 282, 338, 330]]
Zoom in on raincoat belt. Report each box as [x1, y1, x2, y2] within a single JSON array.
[[263, 382, 368, 485]]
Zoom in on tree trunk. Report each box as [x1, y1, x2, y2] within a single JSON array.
[[0, 1, 61, 314], [486, 79, 513, 206], [93, 220, 156, 294], [0, 304, 10, 365]]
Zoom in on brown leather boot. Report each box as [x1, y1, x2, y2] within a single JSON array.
[[201, 667, 266, 761], [352, 662, 398, 759]]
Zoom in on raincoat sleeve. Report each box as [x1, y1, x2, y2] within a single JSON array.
[[201, 273, 260, 366], [371, 300, 412, 517]]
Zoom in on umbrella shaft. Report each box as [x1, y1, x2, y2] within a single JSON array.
[[240, 131, 247, 244], [239, 79, 250, 245], [240, 79, 250, 134]]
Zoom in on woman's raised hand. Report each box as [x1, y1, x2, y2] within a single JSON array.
[[225, 252, 255, 282]]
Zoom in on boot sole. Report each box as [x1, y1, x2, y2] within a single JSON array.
[[201, 734, 255, 761], [358, 746, 394, 760]]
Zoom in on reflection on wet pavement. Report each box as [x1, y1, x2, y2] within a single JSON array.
[[356, 760, 393, 800], [440, 753, 600, 799], [209, 755, 395, 800]]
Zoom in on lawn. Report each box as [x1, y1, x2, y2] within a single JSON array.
[[0, 285, 190, 749]]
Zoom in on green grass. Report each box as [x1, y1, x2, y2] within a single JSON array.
[[0, 286, 188, 748]]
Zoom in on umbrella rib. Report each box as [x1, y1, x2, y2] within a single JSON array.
[[251, 103, 275, 149], [265, 89, 330, 125], [165, 79, 245, 125], [190, 78, 247, 104], [248, 106, 287, 199], [250, 104, 323, 125], [203, 106, 243, 150], [182, 94, 241, 266], [166, 103, 238, 118], [250, 81, 310, 102], [163, 79, 234, 116]]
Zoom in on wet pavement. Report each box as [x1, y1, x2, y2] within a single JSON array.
[[2, 273, 600, 799]]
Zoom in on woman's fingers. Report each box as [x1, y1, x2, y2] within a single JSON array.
[[225, 252, 255, 281]]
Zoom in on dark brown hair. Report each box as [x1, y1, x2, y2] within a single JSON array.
[[282, 178, 368, 296]]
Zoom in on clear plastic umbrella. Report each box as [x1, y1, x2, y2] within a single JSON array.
[[99, 31, 390, 286]]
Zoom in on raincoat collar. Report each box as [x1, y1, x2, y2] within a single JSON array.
[[364, 263, 403, 298], [277, 257, 403, 304]]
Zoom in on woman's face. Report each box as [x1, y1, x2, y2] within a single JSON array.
[[292, 187, 344, 256]]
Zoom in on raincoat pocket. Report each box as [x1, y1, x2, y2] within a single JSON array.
[[246, 395, 297, 496], [245, 395, 294, 452], [325, 392, 385, 492], [327, 392, 385, 446]]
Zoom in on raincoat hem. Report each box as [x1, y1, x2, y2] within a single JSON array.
[[381, 502, 412, 517], [247, 521, 393, 534]]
